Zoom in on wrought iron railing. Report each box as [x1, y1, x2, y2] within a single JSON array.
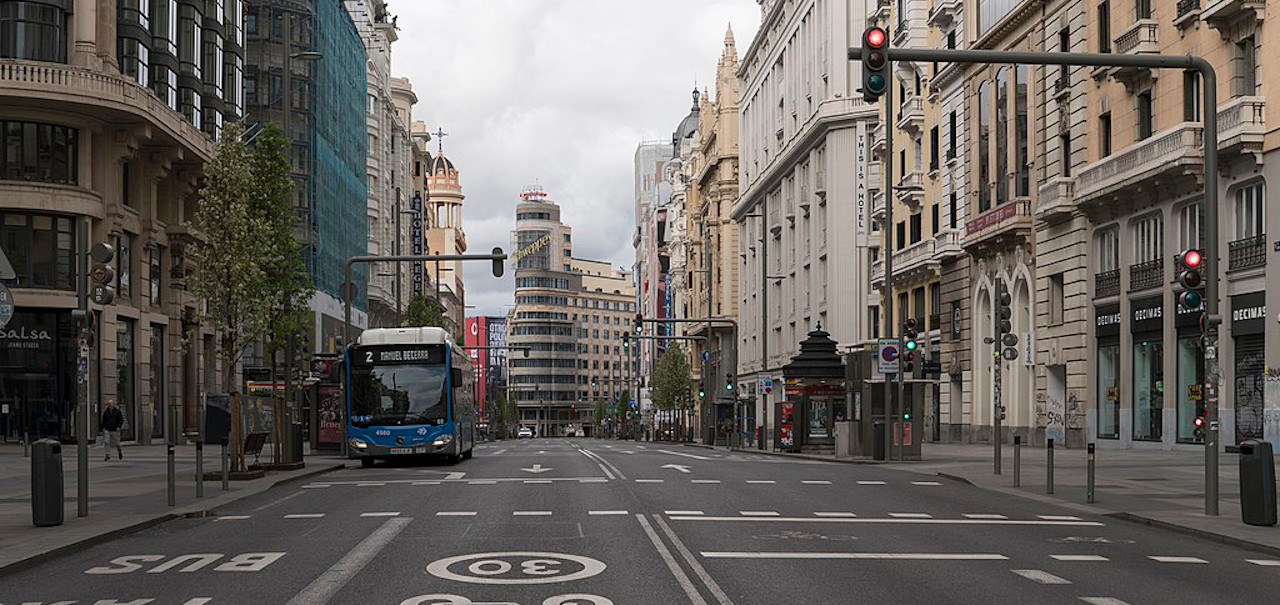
[[1177, 0, 1201, 18], [1129, 259, 1164, 291], [1095, 269, 1120, 298], [1229, 234, 1266, 270]]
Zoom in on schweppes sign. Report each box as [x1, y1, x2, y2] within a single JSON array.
[[512, 234, 551, 261]]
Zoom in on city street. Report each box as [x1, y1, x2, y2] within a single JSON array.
[[2, 439, 1277, 605]]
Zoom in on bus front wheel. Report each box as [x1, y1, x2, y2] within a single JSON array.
[[360, 458, 375, 468]]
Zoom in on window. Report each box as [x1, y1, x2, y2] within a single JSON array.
[[1060, 134, 1072, 178], [1015, 65, 1029, 197], [1234, 181, 1265, 239], [0, 1, 69, 63], [1097, 344, 1120, 439], [1135, 0, 1152, 19], [1, 120, 79, 184], [947, 30, 956, 49], [118, 36, 150, 87], [0, 213, 74, 289], [1137, 90, 1154, 140], [1183, 71, 1201, 122], [1177, 203, 1203, 250], [977, 81, 991, 212], [149, 247, 162, 306], [931, 203, 940, 235], [1058, 28, 1070, 87], [978, 0, 1023, 36], [929, 126, 939, 172], [1236, 37, 1258, 97], [1049, 273, 1064, 325], [117, 233, 133, 299], [896, 221, 906, 249], [1133, 337, 1163, 441], [947, 111, 957, 159], [121, 162, 132, 207], [1132, 213, 1163, 263], [949, 192, 958, 229], [1097, 1, 1111, 53], [909, 213, 922, 244], [1098, 228, 1120, 272], [1099, 112, 1112, 157], [995, 68, 1009, 205]]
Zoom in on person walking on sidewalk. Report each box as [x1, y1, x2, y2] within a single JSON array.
[[100, 399, 124, 461]]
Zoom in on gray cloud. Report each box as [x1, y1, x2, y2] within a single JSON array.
[[391, 0, 760, 317]]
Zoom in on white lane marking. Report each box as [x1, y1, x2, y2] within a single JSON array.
[[579, 447, 627, 480], [444, 472, 467, 480], [412, 481, 441, 485], [1148, 556, 1208, 564], [436, 511, 477, 516], [635, 479, 665, 483], [911, 481, 943, 486], [664, 464, 694, 474], [1051, 555, 1110, 562], [746, 480, 776, 484], [1247, 559, 1280, 566], [512, 511, 553, 516], [654, 515, 736, 605], [801, 480, 832, 485], [964, 513, 1008, 519], [218, 515, 252, 521], [668, 516, 1104, 526], [360, 512, 401, 517], [691, 479, 721, 484], [318, 477, 605, 485], [814, 512, 857, 518], [1038, 515, 1083, 521], [589, 510, 630, 516], [1080, 598, 1134, 605], [491, 449, 508, 455], [356, 483, 384, 487], [701, 552, 1008, 561], [284, 513, 325, 519], [739, 511, 780, 517], [468, 480, 497, 485], [579, 478, 609, 483], [285, 517, 411, 605], [301, 484, 330, 489], [521, 464, 554, 474], [524, 480, 553, 484], [888, 513, 932, 518], [637, 515, 709, 605], [658, 449, 712, 460], [665, 510, 705, 516], [856, 480, 887, 485], [1012, 569, 1072, 584]]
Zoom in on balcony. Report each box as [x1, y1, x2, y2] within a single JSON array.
[[963, 199, 1033, 251], [934, 228, 963, 260], [1036, 177, 1076, 223], [928, 0, 961, 28], [1075, 122, 1204, 209], [896, 170, 925, 207], [897, 95, 924, 133], [1103, 19, 1159, 84], [871, 258, 885, 288], [1201, 0, 1265, 31], [871, 190, 886, 223], [1095, 269, 1120, 298], [1174, 0, 1201, 27], [815, 169, 827, 199], [1217, 96, 1265, 160], [1128, 259, 1164, 292], [871, 122, 886, 156], [893, 237, 939, 281], [1228, 234, 1266, 271]]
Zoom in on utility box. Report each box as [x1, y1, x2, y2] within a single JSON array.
[[290, 422, 305, 463], [31, 438, 64, 527], [1239, 440, 1277, 527]]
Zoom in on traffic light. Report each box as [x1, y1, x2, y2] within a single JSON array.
[[698, 382, 706, 399], [995, 279, 1012, 334], [1177, 248, 1205, 312], [904, 318, 919, 350], [622, 332, 630, 349], [903, 406, 912, 421], [1194, 399, 1207, 440], [633, 313, 643, 334], [861, 27, 889, 102], [1001, 332, 1020, 361], [904, 349, 915, 374], [725, 373, 735, 392]]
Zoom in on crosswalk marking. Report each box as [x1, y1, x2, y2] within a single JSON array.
[[284, 513, 325, 519], [888, 512, 932, 518], [217, 515, 252, 521], [1012, 569, 1072, 584], [436, 511, 477, 516], [963, 513, 1008, 519], [588, 510, 630, 516], [739, 511, 781, 517], [513, 511, 553, 516], [360, 512, 401, 517], [1148, 556, 1207, 564], [1038, 515, 1083, 521], [856, 480, 887, 485], [1051, 555, 1109, 562], [814, 512, 857, 518]]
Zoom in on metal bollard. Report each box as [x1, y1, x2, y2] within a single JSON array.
[[1087, 442, 1096, 503], [1046, 438, 1055, 495], [221, 439, 229, 492], [1013, 435, 1021, 488], [167, 443, 176, 507], [196, 441, 204, 498]]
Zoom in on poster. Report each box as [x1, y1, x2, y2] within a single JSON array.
[[317, 385, 343, 445], [779, 402, 795, 448]]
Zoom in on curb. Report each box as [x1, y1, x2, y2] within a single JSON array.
[[0, 462, 345, 578], [1107, 511, 1280, 558]]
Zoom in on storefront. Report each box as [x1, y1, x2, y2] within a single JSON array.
[[0, 309, 78, 442], [1094, 304, 1121, 440], [1130, 297, 1165, 443], [1173, 293, 1205, 444], [1232, 292, 1266, 445]]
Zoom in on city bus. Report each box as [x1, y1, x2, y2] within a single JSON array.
[[345, 327, 476, 467]]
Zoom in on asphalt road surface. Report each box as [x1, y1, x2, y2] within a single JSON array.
[[3, 438, 1279, 605]]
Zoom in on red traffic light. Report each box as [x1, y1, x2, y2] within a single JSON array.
[[866, 27, 887, 48], [1194, 416, 1205, 427], [1181, 248, 1202, 268]]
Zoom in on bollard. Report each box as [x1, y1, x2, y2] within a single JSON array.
[[1046, 438, 1055, 495], [167, 443, 176, 507], [1013, 435, 1021, 488], [196, 441, 204, 498], [221, 439, 229, 492], [1087, 442, 1096, 504], [23, 430, 29, 458]]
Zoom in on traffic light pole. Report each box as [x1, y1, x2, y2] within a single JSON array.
[[881, 34, 898, 463], [850, 44, 1220, 514]]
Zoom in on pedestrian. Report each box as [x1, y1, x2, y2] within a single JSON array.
[[101, 399, 124, 461]]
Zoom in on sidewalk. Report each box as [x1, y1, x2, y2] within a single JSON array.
[[0, 442, 346, 575]]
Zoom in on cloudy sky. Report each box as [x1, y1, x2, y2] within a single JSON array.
[[391, 0, 761, 317]]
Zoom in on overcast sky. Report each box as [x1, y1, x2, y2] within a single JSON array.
[[390, 0, 760, 318]]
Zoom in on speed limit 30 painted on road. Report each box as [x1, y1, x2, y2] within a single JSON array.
[[426, 552, 607, 585]]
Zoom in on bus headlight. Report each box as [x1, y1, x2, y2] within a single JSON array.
[[432, 434, 454, 447], [349, 437, 369, 450]]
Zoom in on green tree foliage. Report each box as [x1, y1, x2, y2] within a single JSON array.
[[593, 398, 607, 425], [495, 391, 519, 438], [652, 344, 692, 412], [253, 123, 314, 360], [403, 294, 446, 328]]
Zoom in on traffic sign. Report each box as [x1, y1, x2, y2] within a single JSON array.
[[877, 338, 901, 374], [91, 263, 115, 285], [90, 284, 115, 306], [0, 283, 12, 328]]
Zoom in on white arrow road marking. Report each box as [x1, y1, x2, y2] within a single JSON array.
[[285, 517, 411, 605], [1011, 569, 1072, 584], [522, 464, 553, 474], [662, 464, 692, 474]]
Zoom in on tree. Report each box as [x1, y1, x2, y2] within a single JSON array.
[[403, 294, 446, 328], [495, 391, 519, 438], [593, 398, 607, 426], [191, 121, 275, 471], [652, 344, 693, 413]]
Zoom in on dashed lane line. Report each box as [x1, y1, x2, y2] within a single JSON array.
[[801, 480, 832, 485], [1079, 598, 1133, 605], [665, 510, 705, 516], [284, 513, 326, 519], [856, 481, 887, 485], [814, 512, 857, 518], [964, 514, 1008, 519], [412, 481, 441, 485], [739, 511, 781, 517], [746, 480, 776, 484], [888, 513, 932, 518], [436, 511, 477, 516], [635, 479, 665, 483], [1248, 559, 1280, 566], [360, 512, 401, 517], [513, 511, 553, 516], [524, 480, 553, 484], [1051, 555, 1110, 562], [217, 515, 252, 521], [1038, 515, 1083, 521], [911, 481, 943, 486], [589, 510, 630, 516], [668, 516, 1104, 527], [1011, 569, 1072, 585], [691, 480, 722, 484], [468, 480, 497, 485], [301, 484, 330, 489], [356, 483, 385, 487], [1148, 556, 1208, 564], [701, 552, 1009, 561]]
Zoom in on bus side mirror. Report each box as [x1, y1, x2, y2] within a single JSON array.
[[451, 367, 463, 387]]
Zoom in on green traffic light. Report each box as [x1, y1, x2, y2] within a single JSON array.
[[867, 74, 886, 93], [905, 340, 917, 350]]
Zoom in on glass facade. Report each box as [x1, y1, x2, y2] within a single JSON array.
[[1175, 335, 1203, 443], [0, 310, 78, 441], [1097, 343, 1119, 439], [1, 120, 78, 185], [0, 1, 68, 63], [1, 212, 75, 290], [1132, 338, 1163, 441], [116, 318, 137, 441]]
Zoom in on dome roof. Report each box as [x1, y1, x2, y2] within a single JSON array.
[[427, 152, 456, 175]]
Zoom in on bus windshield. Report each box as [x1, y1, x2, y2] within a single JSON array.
[[350, 364, 449, 428]]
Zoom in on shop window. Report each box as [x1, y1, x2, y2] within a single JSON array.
[[149, 247, 163, 307], [1175, 335, 1204, 443], [1132, 338, 1163, 441], [1097, 343, 1120, 439], [0, 212, 74, 289], [117, 318, 137, 441]]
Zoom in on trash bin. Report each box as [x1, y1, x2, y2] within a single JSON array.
[[290, 422, 304, 463], [873, 421, 886, 461], [31, 438, 64, 527], [1239, 439, 1277, 527]]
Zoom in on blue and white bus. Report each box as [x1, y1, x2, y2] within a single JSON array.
[[345, 327, 476, 467]]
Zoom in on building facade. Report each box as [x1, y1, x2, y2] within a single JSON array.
[[421, 130, 468, 334], [0, 0, 245, 443], [463, 315, 507, 434], [632, 140, 675, 412]]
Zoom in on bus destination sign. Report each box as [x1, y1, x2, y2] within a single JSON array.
[[355, 345, 446, 366]]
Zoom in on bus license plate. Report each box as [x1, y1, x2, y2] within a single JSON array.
[[390, 447, 426, 454]]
